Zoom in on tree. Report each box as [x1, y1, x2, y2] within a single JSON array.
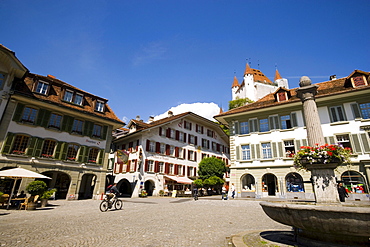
[[229, 97, 254, 110], [198, 157, 226, 180], [203, 176, 224, 187]]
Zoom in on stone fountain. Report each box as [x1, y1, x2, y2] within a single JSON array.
[[260, 76, 370, 246]]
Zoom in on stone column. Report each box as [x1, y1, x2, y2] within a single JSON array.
[[296, 76, 325, 146]]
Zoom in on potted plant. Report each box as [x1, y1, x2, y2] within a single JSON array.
[[26, 181, 47, 210], [40, 188, 57, 207], [139, 189, 147, 198], [159, 190, 164, 197]]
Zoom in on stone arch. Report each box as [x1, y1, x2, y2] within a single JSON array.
[[240, 173, 256, 192], [40, 171, 71, 199], [285, 172, 305, 192], [78, 173, 96, 200], [262, 173, 278, 196], [341, 170, 368, 194], [117, 178, 132, 197], [144, 179, 155, 196]]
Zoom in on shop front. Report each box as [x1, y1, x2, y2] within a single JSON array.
[[163, 175, 193, 197]]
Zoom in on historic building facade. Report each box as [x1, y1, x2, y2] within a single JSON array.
[[111, 111, 230, 198], [216, 70, 370, 201], [0, 45, 124, 200]]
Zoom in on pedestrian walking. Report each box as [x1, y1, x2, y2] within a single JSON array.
[[337, 182, 348, 202], [230, 183, 236, 199], [221, 184, 228, 200]]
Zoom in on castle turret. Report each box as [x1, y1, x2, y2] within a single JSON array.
[[231, 76, 240, 100], [274, 69, 289, 89]]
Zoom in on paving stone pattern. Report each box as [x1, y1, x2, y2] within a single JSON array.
[[0, 197, 290, 247]]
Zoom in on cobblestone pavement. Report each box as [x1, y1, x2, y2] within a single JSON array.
[[0, 196, 290, 247]]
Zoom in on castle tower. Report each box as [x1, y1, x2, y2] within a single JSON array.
[[231, 75, 240, 100], [274, 68, 289, 89]]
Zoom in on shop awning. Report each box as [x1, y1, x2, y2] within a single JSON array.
[[164, 175, 193, 184]]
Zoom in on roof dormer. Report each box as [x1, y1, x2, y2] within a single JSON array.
[[274, 88, 291, 102], [346, 70, 369, 88]]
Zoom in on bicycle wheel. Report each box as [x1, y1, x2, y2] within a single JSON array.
[[115, 199, 123, 210], [99, 200, 109, 212]]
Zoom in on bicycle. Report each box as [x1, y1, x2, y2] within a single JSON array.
[[99, 193, 123, 212]]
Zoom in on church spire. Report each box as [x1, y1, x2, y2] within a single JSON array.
[[232, 75, 239, 88], [274, 69, 282, 81]]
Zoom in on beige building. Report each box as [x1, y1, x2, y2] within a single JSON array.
[[0, 45, 124, 199]]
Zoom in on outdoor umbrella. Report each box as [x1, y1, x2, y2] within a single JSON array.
[[0, 167, 51, 209]]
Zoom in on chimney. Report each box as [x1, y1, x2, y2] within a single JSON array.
[[136, 115, 141, 121], [148, 116, 154, 123], [168, 111, 173, 117], [47, 74, 56, 79], [330, 75, 337, 80]]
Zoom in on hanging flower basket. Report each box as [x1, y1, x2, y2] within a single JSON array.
[[294, 144, 351, 171]]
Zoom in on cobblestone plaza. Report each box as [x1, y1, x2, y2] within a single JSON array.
[[0, 197, 289, 246]]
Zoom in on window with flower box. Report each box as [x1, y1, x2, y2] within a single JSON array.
[[88, 148, 99, 163], [66, 144, 79, 161], [41, 139, 56, 158], [11, 135, 29, 155]]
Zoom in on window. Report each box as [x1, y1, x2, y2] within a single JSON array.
[[202, 138, 210, 149], [196, 124, 203, 134], [336, 134, 352, 149], [21, 107, 38, 124], [41, 140, 56, 158], [149, 141, 155, 152], [329, 106, 346, 122], [284, 140, 295, 157], [148, 160, 154, 172], [188, 167, 194, 177], [48, 113, 62, 129], [177, 165, 183, 175], [249, 119, 259, 133], [74, 94, 83, 105], [169, 146, 175, 156], [207, 129, 214, 138], [158, 162, 164, 173], [95, 100, 104, 112], [72, 119, 84, 134], [64, 90, 73, 102], [179, 132, 185, 142], [240, 122, 249, 134], [188, 150, 195, 161], [259, 119, 269, 132], [189, 135, 196, 145], [280, 115, 292, 129], [184, 121, 192, 130], [261, 143, 272, 159], [92, 124, 102, 138], [341, 171, 368, 193], [36, 81, 49, 95], [11, 135, 29, 155], [88, 148, 99, 163], [241, 145, 251, 160], [160, 143, 166, 154], [66, 144, 79, 161], [169, 164, 174, 174], [359, 103, 370, 119], [286, 173, 305, 192], [0, 73, 5, 89]]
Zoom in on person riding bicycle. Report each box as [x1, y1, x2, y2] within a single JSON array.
[[106, 183, 120, 201]]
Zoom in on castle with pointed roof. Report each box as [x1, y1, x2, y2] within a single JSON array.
[[231, 63, 289, 102]]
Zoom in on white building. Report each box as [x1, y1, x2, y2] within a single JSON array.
[[111, 111, 230, 197], [216, 70, 370, 201], [232, 63, 289, 102]]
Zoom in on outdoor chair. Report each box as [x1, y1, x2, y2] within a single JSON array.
[[0, 194, 10, 208], [19, 197, 29, 210]]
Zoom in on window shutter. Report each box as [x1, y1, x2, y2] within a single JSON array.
[[165, 163, 169, 174], [236, 146, 240, 160], [328, 136, 335, 145], [166, 144, 170, 155], [251, 144, 255, 159], [144, 160, 149, 172], [255, 144, 261, 159], [55, 141, 65, 160], [154, 161, 158, 173], [302, 139, 308, 147], [78, 146, 87, 163], [2, 132, 14, 154], [27, 137, 41, 157], [62, 115, 74, 132], [126, 160, 131, 172], [183, 148, 186, 159], [350, 103, 362, 119], [84, 121, 94, 137], [174, 164, 178, 175], [166, 128, 171, 138], [98, 149, 104, 165], [183, 133, 187, 143], [36, 109, 51, 127], [294, 139, 302, 149], [194, 152, 197, 162], [183, 165, 186, 176], [268, 117, 274, 130], [12, 103, 25, 122], [278, 142, 284, 157], [146, 140, 150, 151], [175, 130, 179, 140], [360, 133, 370, 153], [291, 112, 298, 127], [175, 147, 179, 157], [102, 126, 108, 139], [274, 116, 280, 129], [234, 122, 239, 135], [190, 123, 192, 130], [195, 136, 198, 145], [351, 134, 362, 154], [272, 142, 278, 158], [134, 160, 137, 171], [194, 167, 197, 176], [159, 127, 162, 136]]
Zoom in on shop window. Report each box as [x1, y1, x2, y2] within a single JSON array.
[[240, 121, 249, 134], [41, 139, 56, 158], [336, 134, 352, 149], [261, 143, 272, 159], [35, 81, 49, 95], [286, 173, 305, 192], [329, 106, 346, 122], [241, 174, 255, 191], [88, 148, 99, 163], [66, 144, 79, 161], [241, 144, 251, 160], [72, 119, 84, 135], [262, 173, 278, 195], [341, 171, 368, 193], [21, 107, 38, 124], [11, 135, 29, 155], [284, 140, 295, 157], [48, 113, 62, 129]]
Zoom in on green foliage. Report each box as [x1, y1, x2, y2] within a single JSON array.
[[218, 123, 229, 136], [203, 176, 224, 187], [26, 180, 47, 196], [41, 188, 57, 199], [159, 190, 164, 196], [229, 97, 254, 110], [193, 179, 203, 188], [198, 157, 226, 180]]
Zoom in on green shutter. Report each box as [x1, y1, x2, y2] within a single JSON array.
[[234, 122, 239, 135], [42, 110, 51, 127], [295, 139, 302, 150], [78, 146, 89, 163], [251, 144, 255, 159], [36, 109, 45, 126], [329, 136, 335, 145], [351, 134, 362, 154], [272, 142, 278, 158], [350, 103, 362, 119], [102, 126, 108, 140], [278, 142, 284, 157], [291, 112, 298, 127], [360, 133, 370, 153], [31, 137, 44, 157], [268, 117, 274, 130], [2, 132, 15, 154], [255, 144, 261, 159], [302, 139, 308, 147], [61, 116, 74, 132], [84, 121, 94, 137], [236, 146, 240, 160], [55, 141, 66, 160], [98, 149, 105, 165], [12, 103, 25, 122]]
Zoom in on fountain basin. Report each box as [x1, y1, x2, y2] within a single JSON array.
[[260, 201, 370, 246]]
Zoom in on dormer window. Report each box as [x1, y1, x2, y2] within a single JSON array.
[[275, 89, 289, 102], [351, 76, 367, 87], [64, 90, 73, 102], [36, 81, 49, 95], [63, 90, 84, 105], [74, 94, 83, 105], [95, 100, 104, 112]]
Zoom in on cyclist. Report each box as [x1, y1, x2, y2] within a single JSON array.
[[193, 185, 198, 201], [106, 183, 120, 202]]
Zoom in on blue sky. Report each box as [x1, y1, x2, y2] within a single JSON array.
[[1, 0, 369, 124]]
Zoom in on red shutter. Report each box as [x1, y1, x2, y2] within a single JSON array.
[[165, 163, 169, 174], [122, 144, 126, 150], [196, 124, 198, 132], [194, 152, 197, 162], [159, 127, 162, 136], [154, 161, 159, 173], [190, 123, 192, 130], [126, 160, 131, 172], [188, 150, 190, 160], [174, 164, 178, 175], [195, 136, 198, 145], [146, 140, 150, 151], [144, 159, 149, 172], [183, 166, 185, 176], [175, 147, 179, 157], [134, 160, 137, 171], [175, 130, 179, 140], [183, 149, 186, 159], [187, 166, 190, 176], [183, 133, 186, 143], [156, 142, 160, 153], [166, 128, 171, 138], [194, 167, 197, 176], [118, 164, 123, 173], [166, 144, 170, 155]]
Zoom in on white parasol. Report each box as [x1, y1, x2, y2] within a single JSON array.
[[0, 167, 51, 209]]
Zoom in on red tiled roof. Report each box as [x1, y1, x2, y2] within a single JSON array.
[[231, 76, 239, 88], [216, 70, 370, 118], [244, 63, 272, 84], [274, 69, 282, 81]]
